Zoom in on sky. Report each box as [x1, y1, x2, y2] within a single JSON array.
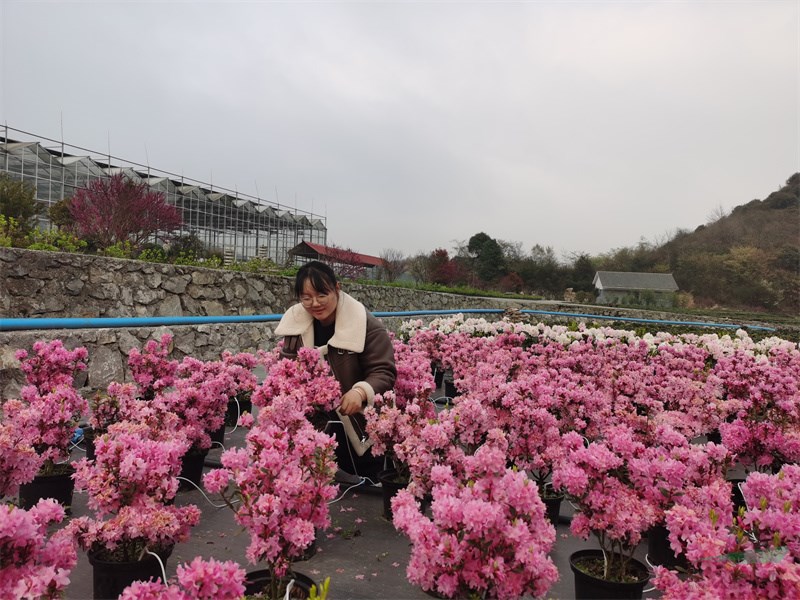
[[1, 0, 798, 262]]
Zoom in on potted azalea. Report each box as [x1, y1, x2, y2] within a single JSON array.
[[363, 391, 436, 519], [203, 400, 338, 599], [118, 556, 247, 600], [155, 355, 238, 488], [654, 465, 800, 598], [202, 347, 340, 599], [627, 427, 731, 568], [552, 425, 656, 599], [69, 419, 201, 599], [0, 498, 77, 599], [3, 340, 89, 510], [392, 430, 559, 599], [363, 335, 437, 517], [714, 347, 800, 474]]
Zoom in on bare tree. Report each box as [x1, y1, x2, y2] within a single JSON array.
[[706, 204, 729, 225], [406, 253, 431, 284], [378, 248, 406, 282]]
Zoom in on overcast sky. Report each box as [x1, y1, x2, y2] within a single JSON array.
[[2, 0, 797, 261]]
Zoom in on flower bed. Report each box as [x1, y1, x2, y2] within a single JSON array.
[[1, 315, 798, 599]]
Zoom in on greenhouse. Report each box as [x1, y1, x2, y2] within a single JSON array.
[[0, 126, 327, 264]]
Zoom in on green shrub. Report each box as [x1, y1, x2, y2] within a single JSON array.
[[138, 246, 167, 263], [100, 240, 135, 258], [0, 215, 19, 247], [25, 228, 88, 253], [172, 252, 223, 269], [225, 257, 280, 273]]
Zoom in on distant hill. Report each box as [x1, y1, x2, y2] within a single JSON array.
[[596, 173, 799, 313]]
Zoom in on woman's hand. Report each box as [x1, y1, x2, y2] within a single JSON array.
[[339, 388, 366, 416]]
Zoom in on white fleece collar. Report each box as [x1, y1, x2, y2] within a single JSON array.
[[274, 290, 367, 353]]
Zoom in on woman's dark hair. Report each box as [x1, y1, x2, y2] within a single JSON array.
[[294, 261, 338, 297]]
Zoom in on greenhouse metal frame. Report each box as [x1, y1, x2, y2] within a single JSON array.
[[0, 126, 327, 264]]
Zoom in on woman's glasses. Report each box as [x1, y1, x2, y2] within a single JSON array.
[[299, 293, 330, 307]]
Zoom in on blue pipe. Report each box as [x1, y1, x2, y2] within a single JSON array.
[[0, 314, 284, 331], [0, 308, 775, 332]]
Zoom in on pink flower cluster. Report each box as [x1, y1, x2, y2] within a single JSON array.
[[157, 356, 237, 451], [389, 335, 436, 408], [654, 466, 800, 599], [89, 381, 138, 433], [14, 339, 87, 394], [73, 423, 189, 514], [253, 347, 341, 415], [364, 390, 435, 482], [0, 499, 77, 599], [716, 349, 800, 471], [127, 334, 178, 399], [0, 421, 42, 497], [119, 556, 246, 600], [69, 419, 199, 561], [392, 432, 558, 599]]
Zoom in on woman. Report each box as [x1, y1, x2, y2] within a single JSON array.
[[275, 261, 396, 484]]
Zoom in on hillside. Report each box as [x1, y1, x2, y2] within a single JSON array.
[[598, 173, 799, 313]]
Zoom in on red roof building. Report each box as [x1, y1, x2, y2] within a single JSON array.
[[288, 241, 385, 272]]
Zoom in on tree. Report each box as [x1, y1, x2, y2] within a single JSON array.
[[568, 253, 596, 293], [48, 198, 75, 230], [0, 173, 42, 233], [498, 272, 524, 293], [467, 232, 507, 286], [428, 248, 457, 286], [378, 248, 407, 282], [68, 174, 182, 250]]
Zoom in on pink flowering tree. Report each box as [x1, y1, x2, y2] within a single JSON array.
[[0, 499, 77, 599], [69, 421, 200, 563], [395, 395, 501, 498], [220, 350, 259, 418], [363, 337, 437, 483], [253, 347, 340, 415], [14, 340, 88, 394], [654, 467, 800, 598], [118, 556, 246, 600], [253, 346, 341, 433], [389, 336, 437, 408], [392, 430, 559, 599]]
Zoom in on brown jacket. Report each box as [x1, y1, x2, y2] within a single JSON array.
[[275, 291, 396, 455]]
